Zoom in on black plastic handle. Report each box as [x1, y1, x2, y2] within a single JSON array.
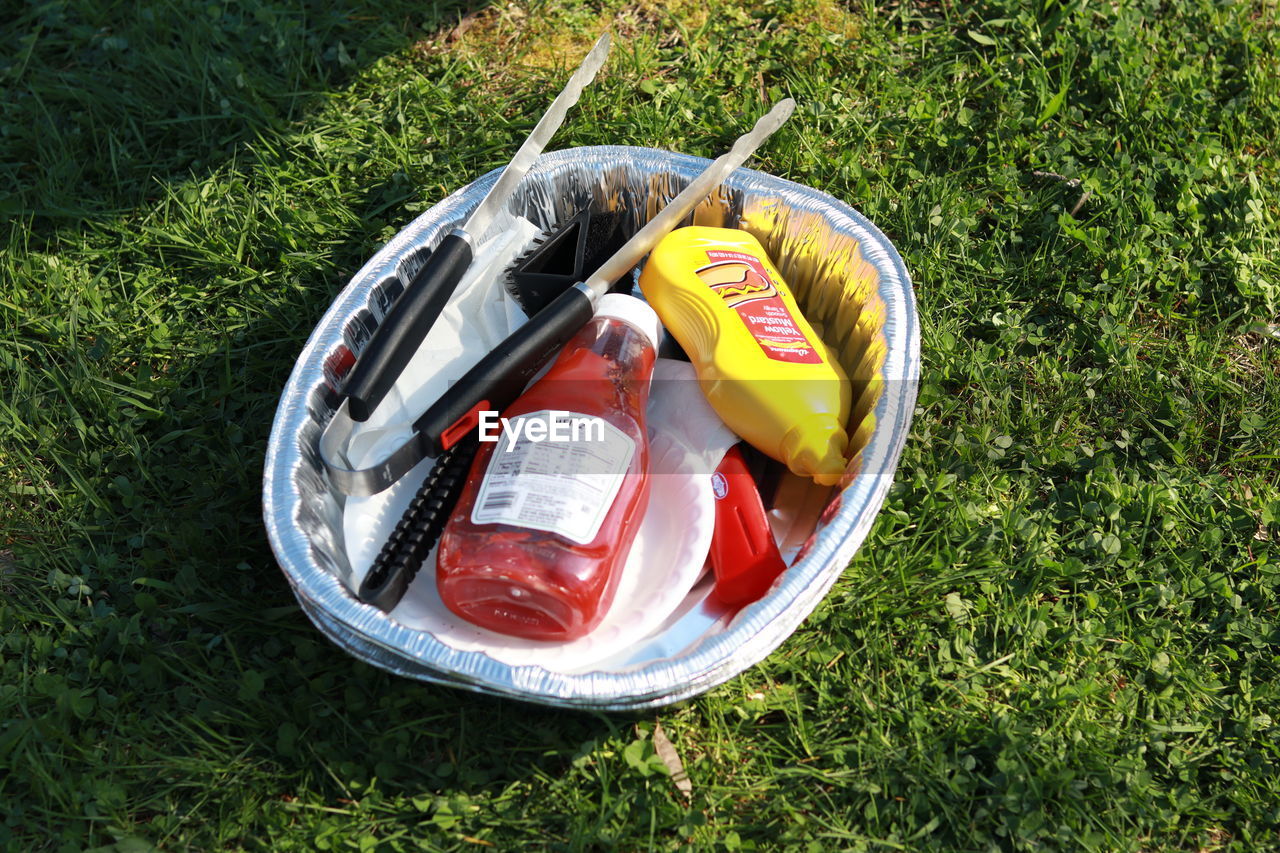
[[356, 435, 479, 612], [342, 232, 474, 422], [413, 285, 597, 456]]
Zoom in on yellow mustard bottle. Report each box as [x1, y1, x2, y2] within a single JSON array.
[[639, 226, 851, 485]]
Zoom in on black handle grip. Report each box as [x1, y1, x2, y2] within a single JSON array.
[[357, 435, 479, 612], [413, 285, 597, 455], [342, 232, 474, 422]]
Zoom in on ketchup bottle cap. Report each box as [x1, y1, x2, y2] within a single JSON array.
[[595, 293, 662, 351]]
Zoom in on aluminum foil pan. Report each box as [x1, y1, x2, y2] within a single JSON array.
[[263, 146, 919, 710]]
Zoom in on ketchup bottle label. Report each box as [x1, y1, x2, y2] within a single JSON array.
[[696, 250, 822, 364], [470, 410, 636, 545]]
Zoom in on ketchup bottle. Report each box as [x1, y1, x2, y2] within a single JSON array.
[[436, 294, 661, 641]]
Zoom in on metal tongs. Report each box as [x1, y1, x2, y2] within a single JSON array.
[[319, 33, 612, 493], [321, 80, 796, 495]]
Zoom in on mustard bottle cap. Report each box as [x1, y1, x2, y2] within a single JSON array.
[[781, 417, 849, 486]]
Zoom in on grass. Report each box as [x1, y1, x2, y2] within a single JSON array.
[[3, 0, 1279, 849]]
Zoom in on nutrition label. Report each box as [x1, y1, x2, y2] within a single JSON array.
[[471, 410, 636, 545]]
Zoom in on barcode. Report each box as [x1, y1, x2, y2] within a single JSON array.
[[481, 491, 516, 513]]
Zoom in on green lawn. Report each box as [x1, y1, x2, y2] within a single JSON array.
[[3, 0, 1280, 849]]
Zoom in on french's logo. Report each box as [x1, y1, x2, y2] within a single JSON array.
[[696, 261, 779, 308]]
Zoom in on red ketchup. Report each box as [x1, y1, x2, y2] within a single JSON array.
[[436, 294, 661, 641]]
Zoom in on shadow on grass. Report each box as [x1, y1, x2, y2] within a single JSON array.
[[2, 0, 480, 224], [0, 1, 640, 845]]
